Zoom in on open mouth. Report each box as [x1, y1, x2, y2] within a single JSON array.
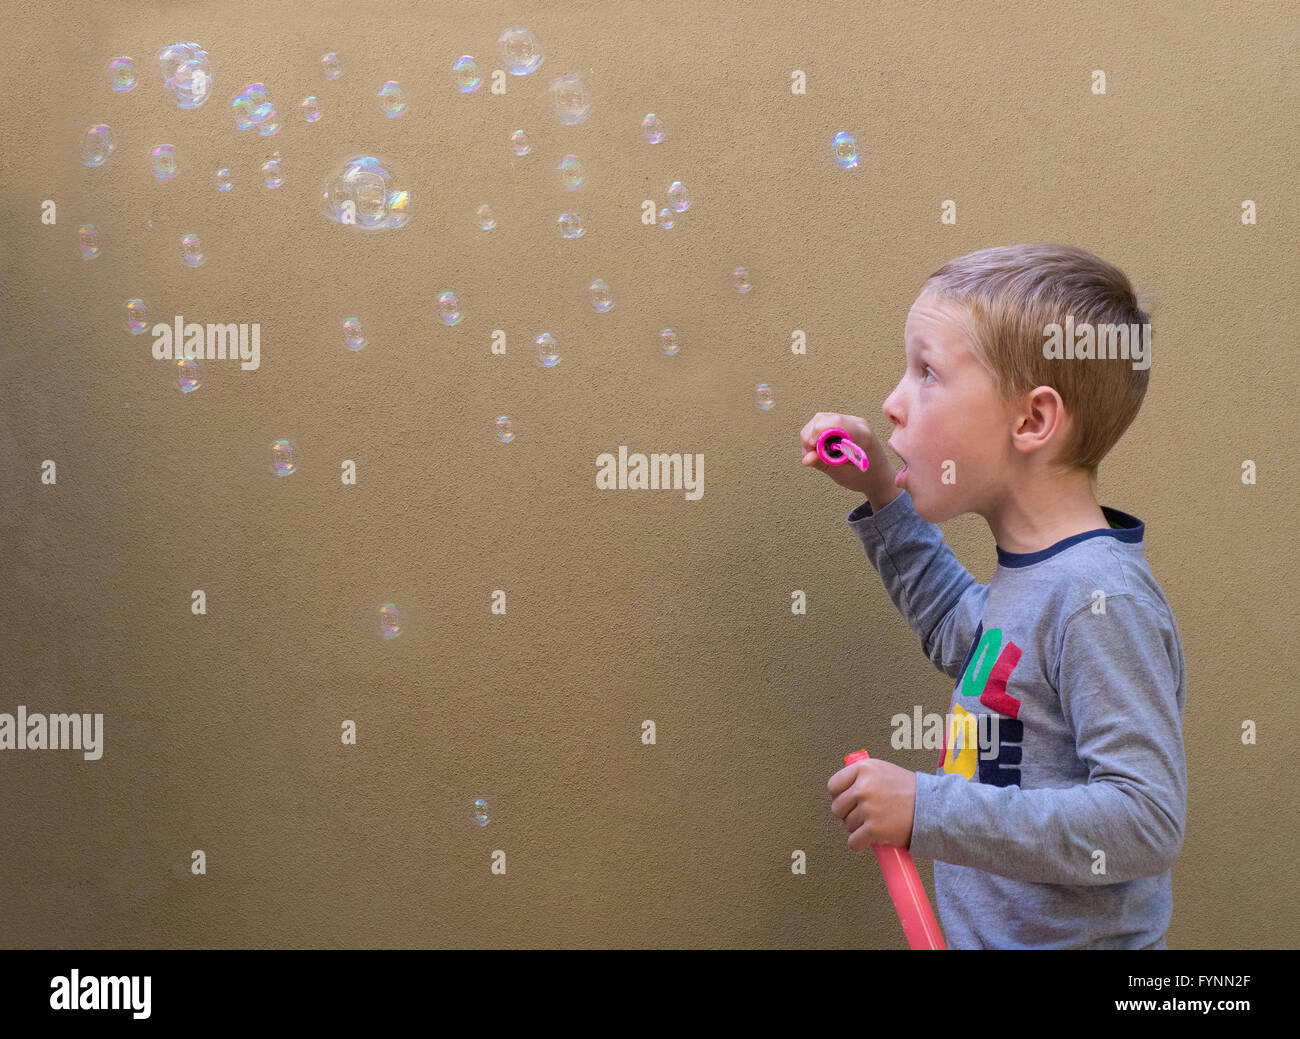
[[888, 441, 909, 487]]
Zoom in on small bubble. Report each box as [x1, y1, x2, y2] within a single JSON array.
[[151, 144, 178, 180], [657, 207, 674, 231], [734, 267, 751, 294], [342, 317, 364, 351], [262, 152, 283, 188], [302, 96, 321, 122], [832, 131, 860, 170], [78, 224, 100, 260], [549, 73, 590, 125], [270, 439, 296, 477], [642, 113, 663, 144], [81, 125, 114, 167], [124, 299, 148, 335], [510, 129, 530, 156], [495, 416, 515, 444], [181, 233, 204, 268], [667, 181, 690, 213], [378, 80, 406, 117], [557, 212, 584, 239], [557, 155, 584, 190], [108, 57, 135, 93], [215, 167, 232, 192], [452, 55, 481, 93], [176, 357, 200, 394], [438, 292, 462, 326], [588, 279, 613, 313], [472, 797, 490, 826], [756, 383, 774, 410], [378, 603, 401, 638], [476, 204, 496, 230], [498, 27, 544, 76], [321, 52, 342, 80], [661, 329, 680, 355], [535, 332, 560, 368]]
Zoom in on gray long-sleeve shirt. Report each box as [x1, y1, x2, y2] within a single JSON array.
[[847, 489, 1187, 949]]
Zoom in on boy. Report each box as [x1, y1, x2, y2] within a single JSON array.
[[804, 243, 1186, 949]]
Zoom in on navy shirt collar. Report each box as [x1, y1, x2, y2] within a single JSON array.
[[995, 506, 1144, 568]]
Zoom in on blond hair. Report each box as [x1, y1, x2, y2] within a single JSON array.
[[921, 243, 1150, 481]]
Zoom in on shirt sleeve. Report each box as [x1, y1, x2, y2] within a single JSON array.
[[908, 593, 1187, 885], [847, 489, 988, 680]]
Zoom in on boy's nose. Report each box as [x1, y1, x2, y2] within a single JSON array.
[[882, 388, 904, 427]]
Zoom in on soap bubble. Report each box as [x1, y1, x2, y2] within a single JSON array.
[[472, 797, 489, 826], [476, 204, 496, 230], [832, 131, 860, 170], [557, 155, 584, 190], [158, 42, 211, 109], [642, 113, 663, 143], [302, 96, 321, 122], [262, 152, 283, 188], [588, 279, 613, 312], [78, 224, 100, 260], [657, 207, 674, 230], [321, 52, 342, 80], [378, 603, 401, 639], [231, 83, 280, 135], [215, 167, 232, 192], [498, 28, 543, 75], [108, 57, 135, 92], [124, 299, 148, 335], [535, 332, 560, 368], [321, 154, 411, 231], [270, 440, 296, 477], [438, 292, 462, 326], [734, 267, 751, 294], [176, 357, 200, 394], [660, 328, 680, 355], [510, 129, 530, 156], [81, 125, 114, 167], [452, 55, 481, 93], [181, 233, 205, 267], [151, 144, 178, 180], [378, 81, 406, 117], [342, 317, 364, 351], [495, 416, 514, 444], [667, 181, 690, 213], [557, 212, 584, 238], [549, 73, 590, 124], [756, 383, 774, 410]]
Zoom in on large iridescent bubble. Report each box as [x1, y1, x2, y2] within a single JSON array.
[[158, 42, 211, 109], [497, 28, 544, 75], [232, 83, 280, 136], [321, 154, 411, 231]]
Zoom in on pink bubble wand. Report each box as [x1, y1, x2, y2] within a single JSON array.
[[815, 427, 870, 472], [843, 749, 946, 950]]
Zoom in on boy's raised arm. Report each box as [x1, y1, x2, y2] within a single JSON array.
[[848, 489, 988, 681]]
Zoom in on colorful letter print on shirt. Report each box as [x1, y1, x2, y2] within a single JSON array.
[[938, 623, 1025, 788]]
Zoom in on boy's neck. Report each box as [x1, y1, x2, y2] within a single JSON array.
[[982, 471, 1110, 556]]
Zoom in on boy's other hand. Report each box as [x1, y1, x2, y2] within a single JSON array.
[[799, 412, 898, 504], [828, 756, 917, 852]]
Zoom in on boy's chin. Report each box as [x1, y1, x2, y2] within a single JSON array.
[[911, 490, 961, 524]]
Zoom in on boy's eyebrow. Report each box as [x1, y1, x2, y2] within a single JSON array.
[[906, 334, 939, 360]]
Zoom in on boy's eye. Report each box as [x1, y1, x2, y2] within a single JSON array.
[[921, 365, 936, 383]]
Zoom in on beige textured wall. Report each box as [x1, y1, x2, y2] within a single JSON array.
[[1, 0, 1296, 948]]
